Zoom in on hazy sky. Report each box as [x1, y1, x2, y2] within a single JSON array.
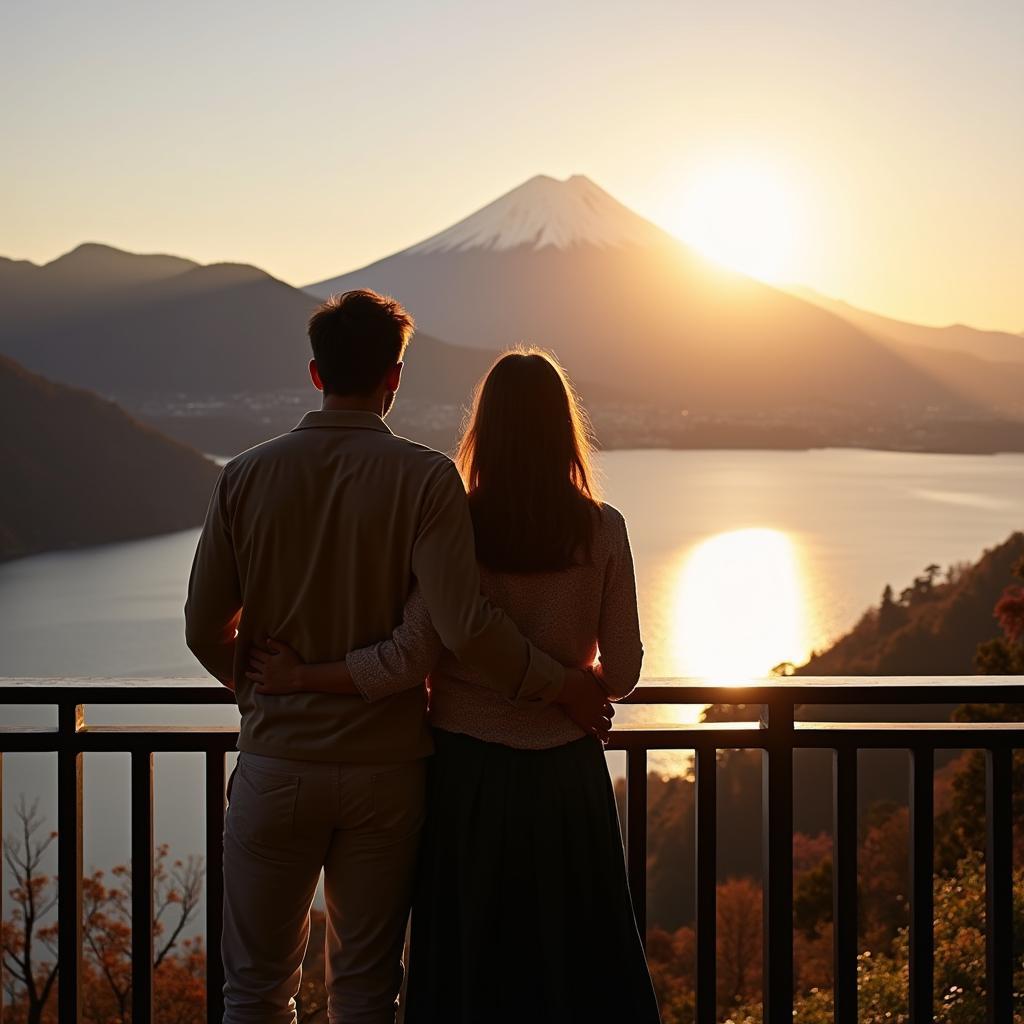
[[2, 0, 1022, 330]]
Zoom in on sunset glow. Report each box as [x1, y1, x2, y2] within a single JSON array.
[[673, 163, 800, 283], [4, 3, 1022, 330]]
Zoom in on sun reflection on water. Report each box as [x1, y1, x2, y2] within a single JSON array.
[[620, 528, 812, 752], [672, 527, 811, 681]]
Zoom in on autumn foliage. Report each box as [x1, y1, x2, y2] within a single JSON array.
[[2, 800, 207, 1024]]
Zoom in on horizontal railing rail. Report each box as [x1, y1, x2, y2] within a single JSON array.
[[1, 676, 1022, 1024]]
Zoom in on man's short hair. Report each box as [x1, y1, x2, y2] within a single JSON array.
[[307, 290, 415, 395]]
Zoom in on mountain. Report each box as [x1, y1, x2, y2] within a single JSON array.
[[0, 248, 312, 397], [0, 243, 502, 453], [0, 242, 491, 400], [0, 355, 220, 561], [796, 532, 1024, 675], [0, 243, 197, 309], [791, 286, 1024, 365], [307, 174, 994, 417], [19, 241, 196, 291]]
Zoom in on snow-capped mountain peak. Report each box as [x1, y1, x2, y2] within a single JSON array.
[[405, 174, 667, 254]]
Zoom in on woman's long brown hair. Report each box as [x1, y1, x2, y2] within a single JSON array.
[[455, 348, 601, 573]]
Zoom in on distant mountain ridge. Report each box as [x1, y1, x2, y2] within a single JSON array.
[[791, 285, 1024, 365], [0, 355, 219, 561], [0, 250, 312, 397], [0, 243, 487, 402], [1, 241, 196, 285]]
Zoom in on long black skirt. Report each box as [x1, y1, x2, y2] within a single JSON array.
[[405, 729, 661, 1024]]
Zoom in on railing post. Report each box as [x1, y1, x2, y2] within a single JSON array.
[[206, 749, 227, 1024], [694, 744, 717, 1024], [1, 750, 4, 1024], [909, 747, 934, 1024], [57, 703, 84, 1024], [985, 746, 1013, 1024], [626, 747, 648, 943], [131, 751, 154, 1023], [833, 746, 858, 1024], [761, 700, 794, 1024]]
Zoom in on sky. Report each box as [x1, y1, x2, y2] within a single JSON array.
[[2, 0, 1022, 331]]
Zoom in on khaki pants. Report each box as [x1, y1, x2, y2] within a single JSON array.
[[222, 752, 427, 1024]]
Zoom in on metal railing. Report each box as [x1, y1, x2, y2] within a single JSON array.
[[1, 676, 1022, 1024]]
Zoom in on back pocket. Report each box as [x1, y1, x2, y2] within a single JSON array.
[[228, 759, 300, 849]]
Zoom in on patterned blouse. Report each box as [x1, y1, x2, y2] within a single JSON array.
[[346, 503, 643, 750]]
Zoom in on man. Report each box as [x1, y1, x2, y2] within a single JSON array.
[[185, 290, 612, 1024]]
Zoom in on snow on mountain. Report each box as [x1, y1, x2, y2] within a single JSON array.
[[405, 174, 669, 254]]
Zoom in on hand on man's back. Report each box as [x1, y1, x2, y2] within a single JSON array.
[[557, 668, 615, 742]]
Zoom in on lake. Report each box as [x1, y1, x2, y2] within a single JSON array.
[[4, 447, 1023, 680], [2, 448, 1023, 904]]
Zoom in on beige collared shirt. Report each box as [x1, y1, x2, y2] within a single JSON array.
[[185, 410, 566, 763]]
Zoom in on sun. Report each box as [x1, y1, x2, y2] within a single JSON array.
[[673, 162, 799, 282]]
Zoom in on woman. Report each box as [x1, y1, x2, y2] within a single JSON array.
[[247, 349, 661, 1024]]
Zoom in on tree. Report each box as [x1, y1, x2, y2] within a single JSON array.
[[939, 558, 1024, 868], [3, 806, 206, 1024], [80, 845, 203, 1023], [793, 858, 832, 939], [1, 800, 59, 1024], [643, 925, 695, 1024], [899, 563, 943, 606], [724, 855, 1024, 1024], [716, 878, 762, 1012], [878, 583, 906, 633], [975, 556, 1024, 674]]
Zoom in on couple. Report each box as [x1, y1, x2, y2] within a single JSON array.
[[185, 289, 660, 1024]]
